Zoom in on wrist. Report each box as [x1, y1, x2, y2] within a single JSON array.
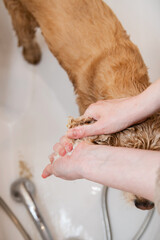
[[138, 79, 160, 117], [80, 145, 113, 180], [122, 94, 148, 126]]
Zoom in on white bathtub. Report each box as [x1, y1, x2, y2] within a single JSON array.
[[0, 1, 160, 239]]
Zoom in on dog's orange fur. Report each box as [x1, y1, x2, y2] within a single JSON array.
[[3, 0, 160, 209]]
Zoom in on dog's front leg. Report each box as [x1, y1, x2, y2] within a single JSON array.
[[3, 0, 41, 64]]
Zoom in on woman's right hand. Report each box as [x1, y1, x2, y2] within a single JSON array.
[[66, 78, 160, 140], [67, 96, 144, 139]]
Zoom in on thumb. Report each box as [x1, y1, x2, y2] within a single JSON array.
[[67, 119, 105, 139]]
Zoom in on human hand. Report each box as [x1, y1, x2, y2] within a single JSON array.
[[42, 135, 84, 180], [67, 96, 146, 139], [42, 135, 160, 203], [42, 137, 109, 181]]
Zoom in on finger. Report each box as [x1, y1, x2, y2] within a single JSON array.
[[42, 163, 53, 178], [83, 103, 95, 116], [60, 136, 73, 152], [53, 143, 66, 156], [83, 102, 101, 119], [48, 152, 58, 163], [60, 136, 71, 145], [48, 154, 54, 164], [67, 118, 105, 139], [65, 143, 73, 152]]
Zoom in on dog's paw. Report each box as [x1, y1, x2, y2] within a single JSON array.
[[67, 116, 95, 129], [22, 42, 41, 65]]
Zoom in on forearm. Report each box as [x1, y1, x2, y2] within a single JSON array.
[[137, 78, 160, 119], [124, 78, 160, 129], [82, 146, 160, 202]]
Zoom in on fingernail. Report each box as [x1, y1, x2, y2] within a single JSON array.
[[59, 148, 66, 156], [65, 143, 73, 152], [73, 129, 78, 137]]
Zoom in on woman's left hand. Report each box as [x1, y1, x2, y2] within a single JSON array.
[[42, 137, 111, 181]]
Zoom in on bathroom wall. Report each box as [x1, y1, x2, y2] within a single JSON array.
[[0, 1, 160, 240]]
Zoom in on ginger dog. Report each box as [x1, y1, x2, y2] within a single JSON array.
[[3, 0, 160, 210]]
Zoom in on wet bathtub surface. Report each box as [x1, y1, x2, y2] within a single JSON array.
[[0, 1, 160, 240]]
